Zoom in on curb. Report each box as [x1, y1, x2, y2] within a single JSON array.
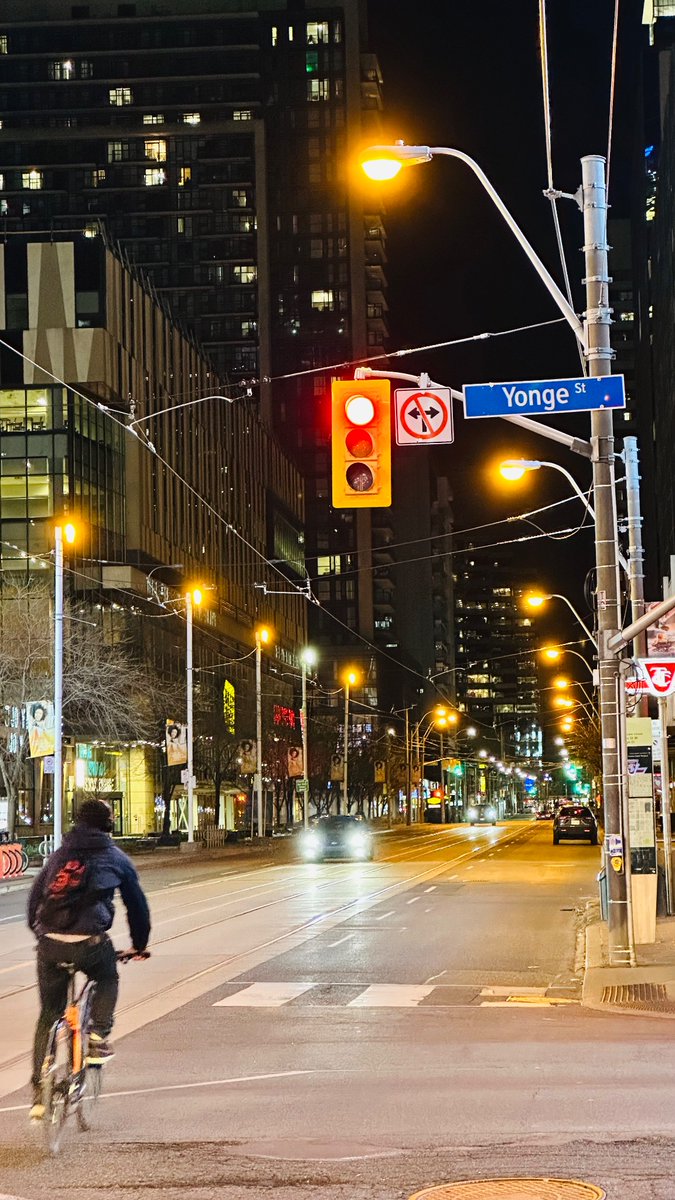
[[582, 917, 675, 1020]]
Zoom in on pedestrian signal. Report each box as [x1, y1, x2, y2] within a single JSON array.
[[331, 379, 391, 508]]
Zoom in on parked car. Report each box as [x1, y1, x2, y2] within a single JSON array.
[[299, 815, 374, 862], [466, 802, 498, 826], [553, 803, 598, 845], [535, 808, 553, 820]]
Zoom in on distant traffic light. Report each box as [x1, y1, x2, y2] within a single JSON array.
[[331, 379, 391, 508]]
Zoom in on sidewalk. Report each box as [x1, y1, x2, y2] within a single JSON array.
[[584, 903, 675, 1017]]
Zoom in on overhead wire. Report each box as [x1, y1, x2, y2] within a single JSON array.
[[538, 0, 586, 374], [606, 0, 621, 200]]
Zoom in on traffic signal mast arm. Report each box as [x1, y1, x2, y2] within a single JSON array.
[[353, 366, 592, 459]]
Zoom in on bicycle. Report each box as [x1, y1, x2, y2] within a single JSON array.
[[39, 948, 149, 1154]]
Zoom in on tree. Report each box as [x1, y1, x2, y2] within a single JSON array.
[[559, 716, 602, 800], [0, 581, 160, 836]]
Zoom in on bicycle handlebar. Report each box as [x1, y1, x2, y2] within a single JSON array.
[[116, 949, 151, 963]]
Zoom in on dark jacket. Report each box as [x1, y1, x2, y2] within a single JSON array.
[[28, 825, 151, 952]]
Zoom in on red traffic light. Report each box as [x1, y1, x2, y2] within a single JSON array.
[[331, 379, 391, 508]]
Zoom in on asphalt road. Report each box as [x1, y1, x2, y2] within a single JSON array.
[[1, 821, 674, 1199]]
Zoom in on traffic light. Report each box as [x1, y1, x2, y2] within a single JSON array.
[[331, 379, 391, 508]]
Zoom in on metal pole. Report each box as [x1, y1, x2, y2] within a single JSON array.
[[255, 635, 263, 837], [405, 708, 411, 827], [342, 681, 349, 815], [186, 592, 194, 843], [53, 526, 64, 851], [624, 437, 647, 708], [439, 731, 445, 824], [582, 154, 631, 964], [301, 661, 309, 830], [659, 696, 673, 915]]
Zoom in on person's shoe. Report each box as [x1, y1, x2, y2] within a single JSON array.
[[29, 1090, 45, 1122], [86, 1033, 114, 1066]]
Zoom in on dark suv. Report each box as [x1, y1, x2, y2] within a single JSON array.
[[553, 804, 598, 845]]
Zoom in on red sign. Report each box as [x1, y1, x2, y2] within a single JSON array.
[[637, 659, 675, 697], [394, 389, 454, 445]]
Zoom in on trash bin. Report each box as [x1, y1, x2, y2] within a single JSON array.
[[597, 867, 608, 922], [657, 865, 667, 917]]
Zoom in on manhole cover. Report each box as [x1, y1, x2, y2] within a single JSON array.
[[410, 1181, 605, 1200]]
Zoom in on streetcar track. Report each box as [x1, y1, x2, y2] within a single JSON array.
[[0, 824, 534, 1006]]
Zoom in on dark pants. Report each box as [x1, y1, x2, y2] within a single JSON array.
[[32, 935, 118, 1089]]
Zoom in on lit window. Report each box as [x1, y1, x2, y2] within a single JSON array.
[[83, 222, 99, 239], [307, 79, 329, 101], [144, 168, 166, 186], [306, 20, 329, 43], [144, 139, 166, 161], [0, 174, 4, 190], [311, 289, 333, 311], [233, 109, 252, 121], [619, 310, 635, 322], [232, 188, 248, 207], [241, 320, 257, 337], [183, 112, 200, 125], [86, 168, 106, 187], [107, 140, 129, 162], [306, 51, 319, 74], [288, 25, 294, 40], [22, 169, 43, 190], [271, 25, 278, 46], [109, 87, 133, 106], [0, 35, 7, 54], [143, 113, 164, 124], [178, 166, 192, 186], [48, 59, 75, 80], [233, 265, 257, 284]]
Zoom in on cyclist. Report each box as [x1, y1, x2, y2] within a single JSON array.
[[27, 798, 151, 1121]]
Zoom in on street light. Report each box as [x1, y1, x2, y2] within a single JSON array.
[[342, 667, 359, 814], [254, 625, 272, 837], [524, 591, 597, 648], [499, 458, 596, 521], [53, 520, 77, 850], [362, 142, 630, 962], [185, 586, 203, 844], [300, 647, 317, 829]]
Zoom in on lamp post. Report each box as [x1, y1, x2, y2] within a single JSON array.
[[525, 591, 597, 649], [254, 626, 271, 837], [53, 521, 76, 850], [342, 668, 358, 815], [362, 144, 629, 964], [185, 586, 203, 844], [300, 647, 317, 829]]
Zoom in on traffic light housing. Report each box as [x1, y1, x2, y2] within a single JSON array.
[[331, 379, 391, 508]]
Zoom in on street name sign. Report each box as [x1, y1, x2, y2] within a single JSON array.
[[463, 374, 625, 419], [636, 658, 675, 697], [394, 388, 454, 445]]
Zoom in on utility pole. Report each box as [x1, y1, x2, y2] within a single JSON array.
[[582, 155, 632, 965], [405, 707, 412, 826]]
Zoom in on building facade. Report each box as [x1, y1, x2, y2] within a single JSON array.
[[0, 234, 306, 834]]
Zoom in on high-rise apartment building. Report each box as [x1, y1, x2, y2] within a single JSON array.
[[0, 0, 436, 711]]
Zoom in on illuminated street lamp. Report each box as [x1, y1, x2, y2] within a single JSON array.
[[254, 625, 272, 836], [53, 520, 77, 850], [524, 591, 597, 648], [499, 458, 596, 521], [300, 647, 317, 829], [342, 667, 360, 814], [185, 586, 204, 844]]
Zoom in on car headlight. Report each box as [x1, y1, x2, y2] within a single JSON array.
[[485, 807, 497, 820], [348, 834, 368, 853], [467, 806, 478, 820], [301, 833, 321, 858]]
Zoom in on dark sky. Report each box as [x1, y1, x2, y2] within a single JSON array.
[[365, 0, 643, 659]]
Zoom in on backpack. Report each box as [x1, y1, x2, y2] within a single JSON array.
[[37, 857, 99, 932]]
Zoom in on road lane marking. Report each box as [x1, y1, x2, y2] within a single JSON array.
[[0, 1069, 318, 1114], [214, 982, 315, 1007], [425, 969, 447, 984], [347, 985, 434, 1008], [327, 934, 354, 948], [406, 896, 420, 904], [375, 910, 395, 921], [424, 886, 437, 893]]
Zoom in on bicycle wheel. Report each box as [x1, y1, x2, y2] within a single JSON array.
[[76, 1065, 102, 1131], [42, 1022, 71, 1154]]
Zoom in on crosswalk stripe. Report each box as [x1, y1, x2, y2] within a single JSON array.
[[214, 982, 314, 1007], [212, 982, 580, 1010]]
